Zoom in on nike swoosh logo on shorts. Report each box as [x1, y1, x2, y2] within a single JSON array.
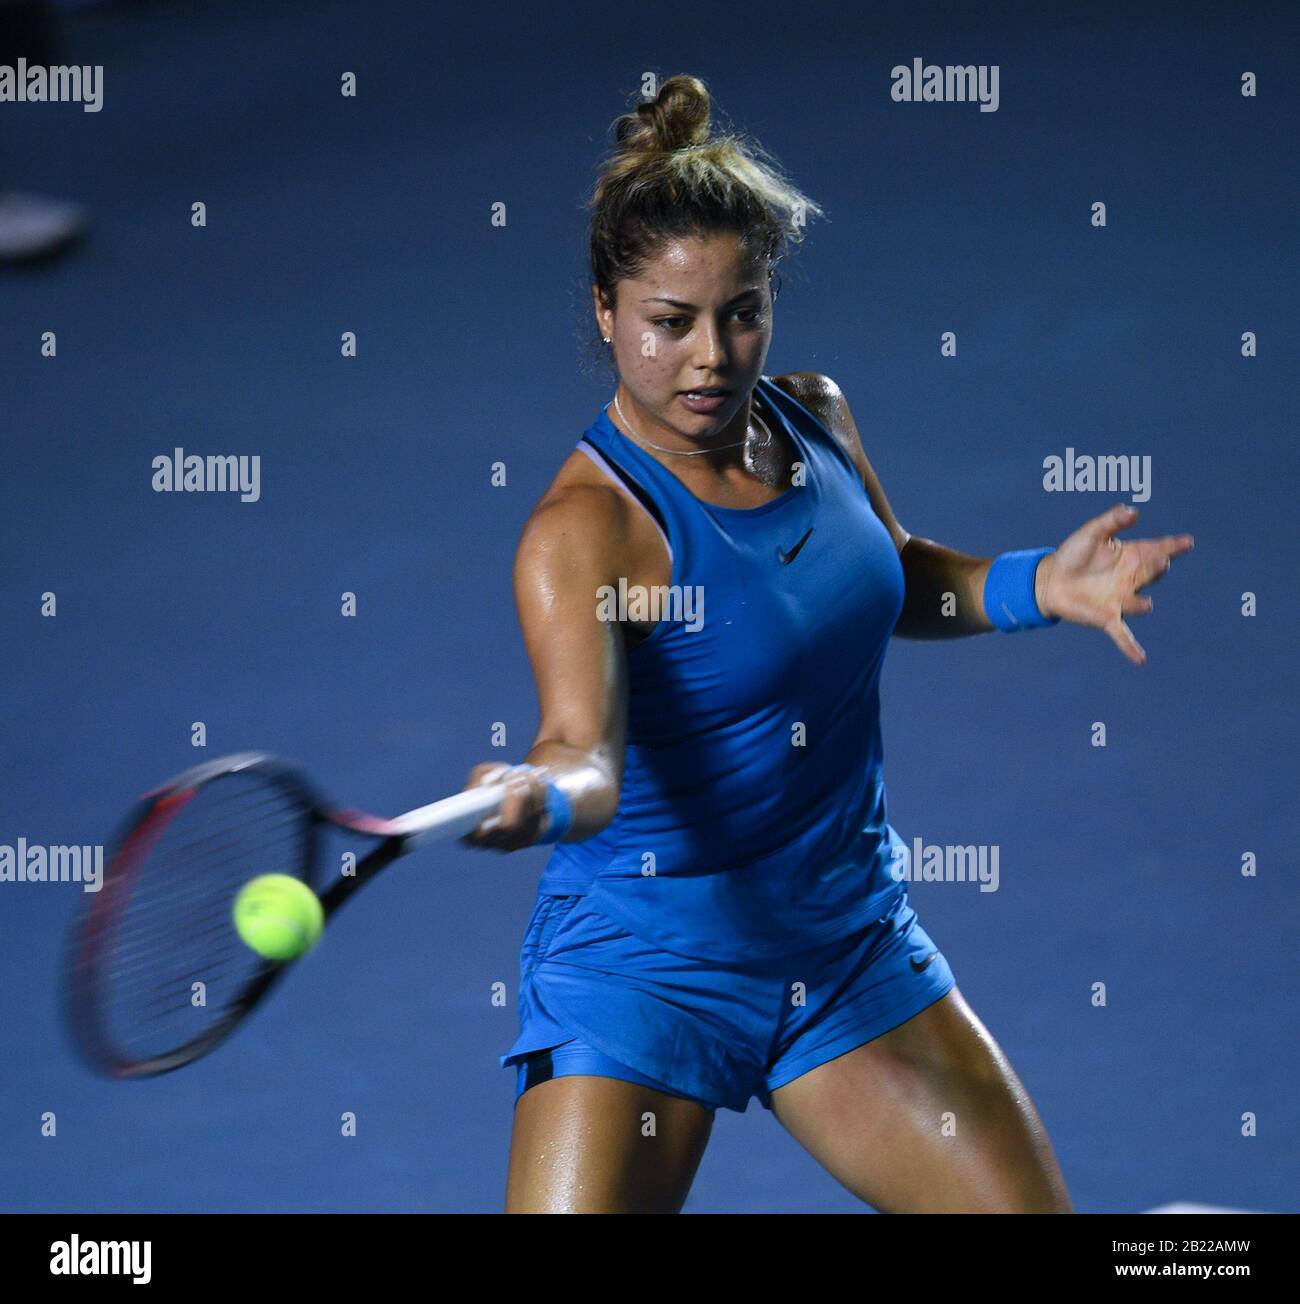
[[910, 950, 940, 972], [778, 526, 814, 564]]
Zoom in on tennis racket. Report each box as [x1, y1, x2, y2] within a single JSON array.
[[63, 751, 515, 1080]]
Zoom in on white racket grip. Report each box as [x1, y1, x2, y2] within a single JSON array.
[[392, 781, 511, 847]]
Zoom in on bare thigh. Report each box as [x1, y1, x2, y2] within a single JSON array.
[[505, 1074, 715, 1213], [769, 986, 1073, 1213]]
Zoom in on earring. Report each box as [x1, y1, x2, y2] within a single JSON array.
[[602, 336, 611, 344]]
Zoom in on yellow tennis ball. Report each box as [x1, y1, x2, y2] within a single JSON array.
[[233, 874, 323, 961]]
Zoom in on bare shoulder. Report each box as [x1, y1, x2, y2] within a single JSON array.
[[514, 448, 633, 582], [769, 371, 910, 551], [769, 371, 860, 460], [522, 451, 630, 551]]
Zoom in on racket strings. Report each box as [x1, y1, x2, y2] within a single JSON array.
[[105, 810, 309, 929], [84, 772, 313, 1068], [105, 917, 248, 992]]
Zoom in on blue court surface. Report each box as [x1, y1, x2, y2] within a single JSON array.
[[1, 0, 1296, 1212]]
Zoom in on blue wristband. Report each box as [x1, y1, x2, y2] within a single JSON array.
[[983, 548, 1059, 632], [509, 764, 573, 844]]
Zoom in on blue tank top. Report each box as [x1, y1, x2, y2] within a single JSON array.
[[538, 374, 909, 961]]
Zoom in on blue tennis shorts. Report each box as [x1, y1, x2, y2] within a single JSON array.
[[500, 888, 955, 1114]]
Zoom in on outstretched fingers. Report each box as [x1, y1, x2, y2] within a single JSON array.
[[1106, 612, 1147, 666], [1083, 501, 1140, 545], [1131, 533, 1195, 590]]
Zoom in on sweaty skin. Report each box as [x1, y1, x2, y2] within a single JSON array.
[[469, 231, 1188, 1211]]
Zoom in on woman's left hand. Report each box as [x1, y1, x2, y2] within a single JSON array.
[[1035, 502, 1194, 666]]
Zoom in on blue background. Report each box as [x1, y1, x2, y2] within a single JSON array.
[[1, 0, 1296, 1212]]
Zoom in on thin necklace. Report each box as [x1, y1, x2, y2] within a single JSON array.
[[612, 390, 774, 459]]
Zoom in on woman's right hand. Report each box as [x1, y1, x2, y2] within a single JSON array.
[[459, 762, 551, 853]]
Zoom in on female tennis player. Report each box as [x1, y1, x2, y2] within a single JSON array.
[[462, 74, 1193, 1214]]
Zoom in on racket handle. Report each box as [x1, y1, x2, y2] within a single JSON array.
[[390, 782, 511, 846]]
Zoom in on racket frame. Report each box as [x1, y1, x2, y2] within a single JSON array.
[[65, 752, 511, 1080]]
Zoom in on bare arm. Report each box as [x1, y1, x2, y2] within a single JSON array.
[[461, 483, 630, 851], [772, 372, 1192, 655], [895, 538, 997, 638]]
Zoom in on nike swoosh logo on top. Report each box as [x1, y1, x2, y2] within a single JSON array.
[[909, 951, 940, 972], [778, 526, 814, 564]]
